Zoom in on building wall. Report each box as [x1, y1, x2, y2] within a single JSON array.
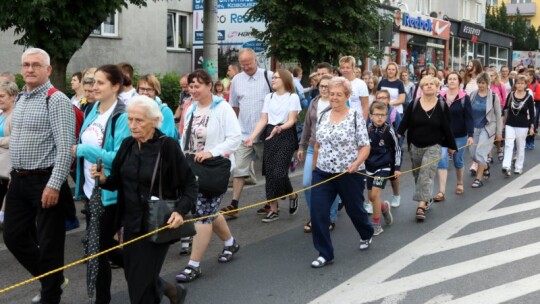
[[0, 1, 193, 76], [500, 0, 540, 28]]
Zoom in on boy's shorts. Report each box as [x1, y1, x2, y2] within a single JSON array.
[[366, 167, 391, 190]]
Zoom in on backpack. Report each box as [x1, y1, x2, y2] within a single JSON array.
[[46, 88, 84, 142], [367, 123, 396, 175]]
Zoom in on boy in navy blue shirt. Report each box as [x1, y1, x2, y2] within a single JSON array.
[[366, 101, 402, 235]]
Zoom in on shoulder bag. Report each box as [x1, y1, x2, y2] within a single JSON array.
[[147, 137, 196, 244], [184, 109, 231, 196]]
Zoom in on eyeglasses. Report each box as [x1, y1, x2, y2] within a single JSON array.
[[21, 63, 47, 70], [138, 87, 155, 93], [271, 76, 281, 80], [319, 85, 328, 89], [370, 113, 387, 118]]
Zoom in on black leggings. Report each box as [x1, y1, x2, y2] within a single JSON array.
[[0, 179, 8, 210]]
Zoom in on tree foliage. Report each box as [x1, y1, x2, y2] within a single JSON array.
[[0, 0, 148, 90], [486, 3, 538, 51], [247, 0, 391, 74]]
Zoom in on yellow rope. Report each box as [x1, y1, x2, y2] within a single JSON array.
[[0, 133, 531, 295]]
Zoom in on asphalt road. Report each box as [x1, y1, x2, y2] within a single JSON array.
[[1, 146, 540, 304]]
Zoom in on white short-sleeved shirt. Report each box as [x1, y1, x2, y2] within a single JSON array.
[[348, 78, 369, 116], [262, 92, 302, 125], [81, 103, 116, 198], [315, 110, 370, 173]]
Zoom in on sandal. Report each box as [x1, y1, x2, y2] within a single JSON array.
[[303, 220, 312, 233], [471, 179, 483, 188], [175, 265, 201, 283], [455, 184, 464, 195], [220, 205, 238, 218], [329, 222, 336, 231], [218, 239, 240, 263], [415, 206, 426, 221], [483, 168, 491, 180], [432, 192, 445, 202], [311, 256, 333, 268]]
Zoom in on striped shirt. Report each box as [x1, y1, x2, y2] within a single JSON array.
[[10, 81, 75, 190], [229, 68, 273, 140]]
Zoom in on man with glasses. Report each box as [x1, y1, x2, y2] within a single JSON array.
[[221, 48, 273, 217], [4, 48, 74, 304]]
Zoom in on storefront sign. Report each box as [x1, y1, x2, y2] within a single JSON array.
[[396, 11, 450, 40], [458, 21, 483, 40]]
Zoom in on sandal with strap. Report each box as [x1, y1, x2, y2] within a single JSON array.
[[415, 206, 426, 221], [432, 192, 445, 202], [471, 179, 484, 188], [175, 265, 201, 283], [455, 184, 464, 195], [303, 220, 312, 233], [220, 205, 238, 218], [311, 256, 333, 268], [483, 167, 491, 180], [218, 240, 240, 263]]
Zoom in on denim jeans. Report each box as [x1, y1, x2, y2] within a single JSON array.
[[303, 145, 338, 222], [437, 136, 468, 169]]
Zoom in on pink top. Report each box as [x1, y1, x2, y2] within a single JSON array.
[[490, 83, 507, 108]]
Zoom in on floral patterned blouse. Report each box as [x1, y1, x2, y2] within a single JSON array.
[[316, 110, 370, 173]]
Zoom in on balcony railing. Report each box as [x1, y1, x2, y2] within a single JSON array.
[[506, 2, 536, 16]]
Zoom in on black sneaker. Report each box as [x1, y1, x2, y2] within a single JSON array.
[[359, 238, 372, 250], [262, 211, 279, 223], [289, 195, 299, 215], [502, 168, 511, 177]]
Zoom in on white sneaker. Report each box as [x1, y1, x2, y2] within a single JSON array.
[[32, 277, 69, 303], [359, 238, 372, 250], [364, 202, 373, 214], [391, 195, 401, 208]]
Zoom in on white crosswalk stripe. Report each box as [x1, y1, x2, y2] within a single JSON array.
[[312, 163, 540, 304]]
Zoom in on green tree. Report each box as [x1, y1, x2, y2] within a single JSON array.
[[0, 0, 147, 91], [247, 0, 390, 76], [512, 9, 529, 50], [525, 25, 539, 51]]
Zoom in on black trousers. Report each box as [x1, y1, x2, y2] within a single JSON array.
[[123, 230, 170, 304], [3, 173, 69, 304], [64, 170, 77, 221], [94, 203, 124, 304], [0, 178, 8, 210]]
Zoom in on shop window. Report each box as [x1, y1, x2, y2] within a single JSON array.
[[167, 11, 190, 50], [450, 37, 475, 72], [489, 46, 509, 70], [477, 43, 486, 63], [92, 13, 118, 37]]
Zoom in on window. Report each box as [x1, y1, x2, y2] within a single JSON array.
[[463, 0, 470, 20], [450, 37, 475, 72], [488, 46, 509, 71], [167, 11, 190, 50], [476, 3, 483, 24], [92, 13, 118, 37], [487, 0, 498, 5], [477, 43, 486, 63], [511, 0, 532, 3], [415, 0, 432, 14]]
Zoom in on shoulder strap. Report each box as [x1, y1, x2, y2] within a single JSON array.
[[46, 87, 60, 108], [149, 136, 167, 198], [263, 70, 272, 93], [317, 107, 332, 125]]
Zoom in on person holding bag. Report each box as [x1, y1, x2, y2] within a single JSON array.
[[0, 81, 17, 228], [92, 95, 196, 304], [175, 69, 242, 283]]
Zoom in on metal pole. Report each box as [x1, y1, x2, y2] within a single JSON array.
[[203, 0, 218, 81]]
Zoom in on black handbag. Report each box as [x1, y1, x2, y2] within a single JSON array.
[[147, 137, 196, 244], [184, 111, 231, 196]]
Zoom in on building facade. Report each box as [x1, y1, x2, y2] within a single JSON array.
[[0, 1, 194, 76]]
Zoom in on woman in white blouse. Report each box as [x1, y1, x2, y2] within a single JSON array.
[[309, 77, 373, 268], [246, 69, 301, 223]]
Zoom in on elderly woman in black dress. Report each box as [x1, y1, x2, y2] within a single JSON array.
[[93, 95, 197, 304]]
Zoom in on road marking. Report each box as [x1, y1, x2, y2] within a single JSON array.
[[425, 294, 454, 304], [380, 292, 407, 304], [312, 163, 540, 304]]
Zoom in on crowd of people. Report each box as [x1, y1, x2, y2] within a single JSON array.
[[0, 46, 539, 303]]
